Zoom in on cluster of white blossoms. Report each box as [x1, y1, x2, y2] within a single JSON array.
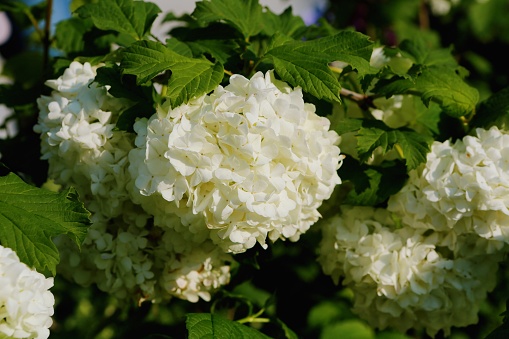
[[35, 62, 234, 304], [36, 62, 342, 303], [388, 126, 509, 252], [319, 126, 509, 336], [129, 70, 343, 253], [0, 245, 54, 339], [318, 206, 501, 337]]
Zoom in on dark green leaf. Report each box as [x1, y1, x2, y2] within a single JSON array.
[[94, 65, 155, 131], [339, 157, 407, 206], [470, 87, 509, 129], [115, 101, 154, 132], [54, 17, 94, 55], [0, 173, 90, 275]]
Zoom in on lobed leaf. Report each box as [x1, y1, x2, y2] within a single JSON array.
[[121, 40, 224, 107], [263, 31, 375, 103], [373, 65, 479, 117], [357, 126, 430, 170], [76, 0, 161, 41], [0, 173, 90, 275], [192, 0, 264, 39]]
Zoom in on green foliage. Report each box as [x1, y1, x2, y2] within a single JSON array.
[[186, 313, 271, 339], [191, 0, 264, 39], [320, 319, 375, 339], [339, 158, 407, 206], [75, 0, 161, 41], [120, 40, 224, 108], [0, 172, 90, 275], [263, 32, 375, 103], [335, 118, 431, 170], [373, 38, 480, 117], [470, 87, 509, 130], [3, 0, 509, 338]]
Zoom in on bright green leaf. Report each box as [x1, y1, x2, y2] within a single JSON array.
[[121, 40, 224, 107], [321, 320, 375, 339], [264, 31, 374, 103], [0, 173, 90, 275], [76, 0, 161, 41], [192, 0, 264, 39], [374, 65, 479, 117], [261, 7, 306, 38], [165, 38, 194, 58], [186, 313, 271, 339]]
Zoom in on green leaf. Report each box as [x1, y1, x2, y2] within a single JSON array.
[[336, 119, 430, 171], [186, 313, 271, 339], [168, 24, 242, 65], [0, 173, 90, 275], [121, 40, 224, 107], [263, 31, 374, 103], [94, 65, 155, 131], [54, 17, 94, 55], [76, 0, 161, 41], [275, 318, 299, 339], [339, 157, 407, 206], [373, 65, 479, 117], [261, 7, 306, 38], [320, 320, 375, 339], [192, 0, 264, 39], [165, 38, 194, 58], [470, 87, 509, 130], [357, 126, 430, 170]]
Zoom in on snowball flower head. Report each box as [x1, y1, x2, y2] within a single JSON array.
[[34, 61, 133, 218], [130, 70, 343, 253], [0, 245, 54, 339], [388, 126, 509, 246], [318, 206, 500, 337]]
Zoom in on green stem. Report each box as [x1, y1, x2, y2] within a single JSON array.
[[24, 9, 44, 41], [236, 308, 270, 324]]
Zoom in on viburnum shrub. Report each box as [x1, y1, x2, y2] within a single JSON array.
[[2, 0, 509, 338]]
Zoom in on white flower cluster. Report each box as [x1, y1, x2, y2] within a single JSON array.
[[318, 207, 500, 337], [129, 70, 343, 253], [0, 245, 54, 339], [35, 62, 233, 304], [388, 126, 509, 252], [319, 127, 509, 336], [34, 61, 132, 218]]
